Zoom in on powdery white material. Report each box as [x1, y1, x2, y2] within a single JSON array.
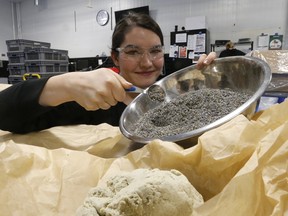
[[76, 168, 204, 216]]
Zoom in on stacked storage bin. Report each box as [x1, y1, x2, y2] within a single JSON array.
[[6, 39, 69, 84], [25, 47, 69, 75]]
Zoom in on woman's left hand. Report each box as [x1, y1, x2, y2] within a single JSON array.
[[196, 52, 217, 69]]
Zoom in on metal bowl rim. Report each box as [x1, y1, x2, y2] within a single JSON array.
[[119, 56, 272, 144]]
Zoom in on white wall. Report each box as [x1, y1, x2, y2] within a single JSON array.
[[3, 0, 288, 58], [0, 0, 13, 60]]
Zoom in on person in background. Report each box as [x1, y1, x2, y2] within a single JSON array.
[[0, 12, 216, 134], [219, 41, 246, 58]]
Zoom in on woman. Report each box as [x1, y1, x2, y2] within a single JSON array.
[[0, 13, 216, 133], [219, 41, 245, 58]]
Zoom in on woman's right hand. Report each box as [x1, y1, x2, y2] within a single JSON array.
[[39, 68, 133, 110]]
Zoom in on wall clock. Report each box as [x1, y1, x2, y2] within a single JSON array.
[[96, 10, 109, 26]]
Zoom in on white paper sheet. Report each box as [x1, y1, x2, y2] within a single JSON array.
[[169, 45, 179, 58], [258, 34, 269, 47], [175, 33, 187, 43]]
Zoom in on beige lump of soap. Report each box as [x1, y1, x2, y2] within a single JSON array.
[[76, 168, 204, 216]]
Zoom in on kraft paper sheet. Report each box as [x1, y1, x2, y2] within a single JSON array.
[[0, 99, 287, 215]]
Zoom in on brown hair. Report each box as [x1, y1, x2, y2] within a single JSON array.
[[226, 41, 235, 49], [111, 12, 164, 56]]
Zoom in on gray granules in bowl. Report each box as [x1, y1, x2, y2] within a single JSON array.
[[132, 88, 252, 138], [147, 85, 166, 102]]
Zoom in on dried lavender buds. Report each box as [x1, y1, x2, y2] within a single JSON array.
[[147, 85, 166, 102], [132, 88, 252, 138]]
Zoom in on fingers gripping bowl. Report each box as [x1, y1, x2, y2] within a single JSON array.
[[120, 56, 272, 145]]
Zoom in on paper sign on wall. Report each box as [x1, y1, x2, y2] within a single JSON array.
[[179, 46, 187, 58], [187, 34, 197, 50], [258, 34, 269, 47], [195, 33, 206, 53], [175, 33, 187, 43], [269, 34, 283, 50], [169, 45, 179, 58]]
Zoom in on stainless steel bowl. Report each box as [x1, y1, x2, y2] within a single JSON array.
[[119, 56, 272, 146]]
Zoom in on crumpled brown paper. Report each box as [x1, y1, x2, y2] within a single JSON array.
[[248, 50, 288, 74], [0, 100, 288, 216]]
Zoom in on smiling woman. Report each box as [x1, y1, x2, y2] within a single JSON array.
[[0, 12, 216, 134]]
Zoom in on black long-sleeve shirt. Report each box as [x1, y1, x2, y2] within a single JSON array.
[[0, 78, 126, 133], [219, 49, 246, 58]]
